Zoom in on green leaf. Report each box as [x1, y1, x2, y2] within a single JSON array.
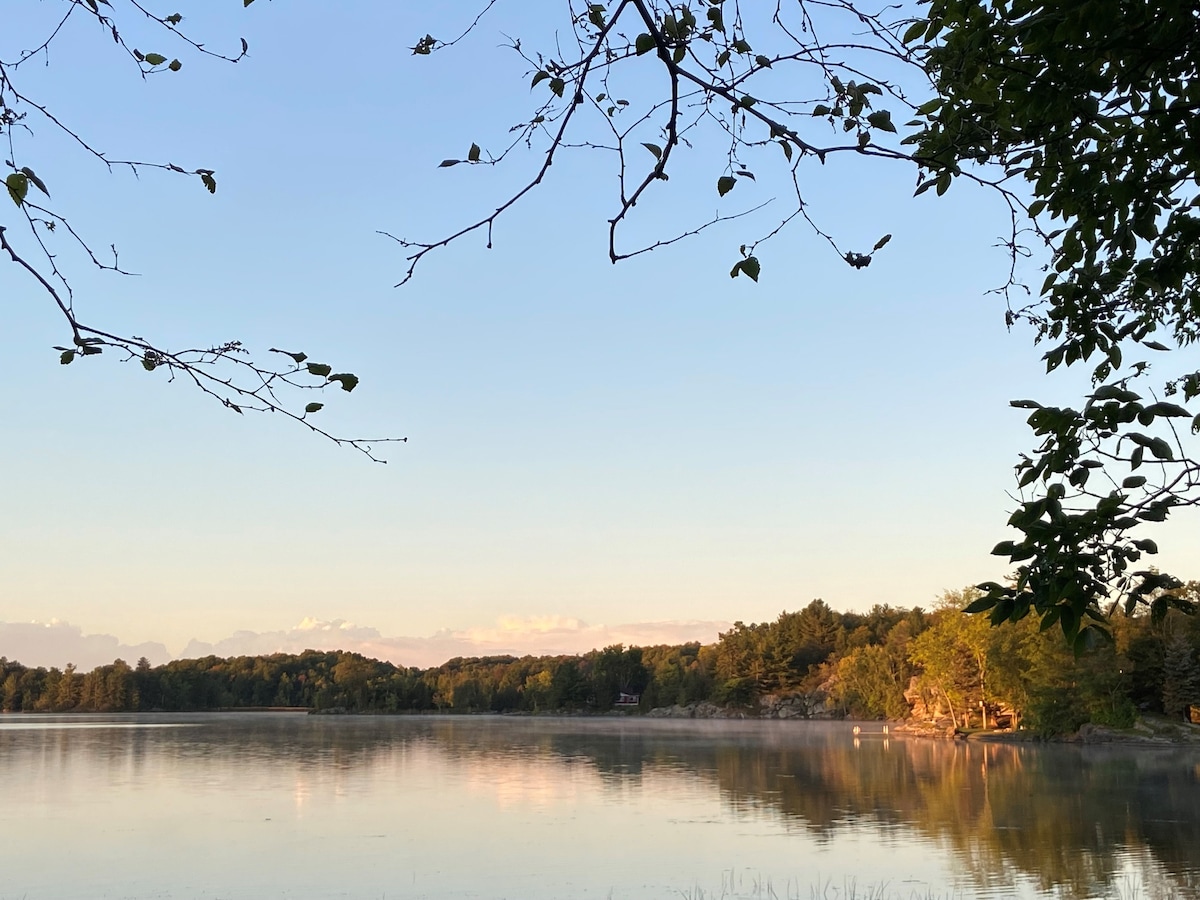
[[6, 173, 29, 206], [531, 70, 550, 89], [549, 78, 565, 98], [1091, 384, 1141, 402], [755, 55, 772, 68], [304, 402, 324, 414], [168, 59, 182, 72], [199, 172, 216, 193], [642, 143, 662, 160], [306, 362, 332, 378], [866, 110, 896, 133], [1070, 626, 1095, 657], [1039, 608, 1061, 632], [1145, 402, 1190, 418], [60, 350, 75, 365], [729, 256, 761, 282], [963, 595, 999, 614], [779, 141, 793, 162], [1122, 475, 1147, 489], [635, 33, 656, 55], [1148, 437, 1174, 460], [812, 104, 831, 117], [717, 175, 736, 197], [328, 373, 359, 392], [19, 168, 49, 198], [141, 356, 156, 371], [439, 159, 460, 168], [902, 20, 926, 44], [272, 348, 308, 364], [468, 143, 481, 162], [143, 53, 168, 66], [872, 234, 892, 251]]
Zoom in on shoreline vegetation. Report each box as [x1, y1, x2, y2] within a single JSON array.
[[4, 589, 1200, 741]]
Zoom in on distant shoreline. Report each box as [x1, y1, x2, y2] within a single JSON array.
[[7, 705, 1200, 746]]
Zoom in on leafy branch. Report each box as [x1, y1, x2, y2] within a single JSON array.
[[1, 0, 401, 461], [393, 0, 971, 286], [397, 0, 1200, 636]]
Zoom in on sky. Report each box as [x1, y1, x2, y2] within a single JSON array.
[[3, 2, 1195, 670]]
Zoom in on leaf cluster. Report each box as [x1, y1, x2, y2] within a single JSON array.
[[905, 0, 1200, 638]]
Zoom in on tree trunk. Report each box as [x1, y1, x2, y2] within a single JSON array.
[[939, 684, 959, 729]]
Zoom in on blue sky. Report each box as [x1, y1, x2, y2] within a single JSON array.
[[3, 1, 1193, 666]]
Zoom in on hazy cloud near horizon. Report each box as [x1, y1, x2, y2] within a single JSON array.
[[0, 621, 171, 672], [2, 616, 729, 670]]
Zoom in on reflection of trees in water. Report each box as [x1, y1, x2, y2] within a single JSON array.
[[5, 716, 1197, 897], [710, 734, 1200, 898]]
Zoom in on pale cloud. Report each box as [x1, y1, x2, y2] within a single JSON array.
[[491, 615, 589, 635], [2, 616, 728, 671], [458, 617, 729, 660], [0, 620, 170, 671]]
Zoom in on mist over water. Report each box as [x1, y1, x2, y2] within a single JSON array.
[[2, 714, 1197, 900]]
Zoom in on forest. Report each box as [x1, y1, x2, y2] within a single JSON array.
[[3, 590, 1199, 736]]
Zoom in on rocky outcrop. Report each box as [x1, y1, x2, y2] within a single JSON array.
[[757, 691, 837, 719], [902, 676, 931, 721], [1069, 716, 1200, 744], [645, 701, 749, 719], [647, 691, 840, 720], [890, 720, 959, 739]]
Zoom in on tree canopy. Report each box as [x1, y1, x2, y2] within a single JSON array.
[[5, 591, 1198, 730], [4, 0, 1200, 639], [911, 0, 1200, 643]]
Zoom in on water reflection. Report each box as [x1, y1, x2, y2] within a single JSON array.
[[1, 714, 1197, 900]]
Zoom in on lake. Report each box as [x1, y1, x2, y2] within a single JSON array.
[[1, 714, 1198, 900]]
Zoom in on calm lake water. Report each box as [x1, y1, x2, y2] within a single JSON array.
[[2, 714, 1198, 900]]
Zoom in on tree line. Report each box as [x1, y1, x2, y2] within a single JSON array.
[[3, 591, 1199, 733]]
